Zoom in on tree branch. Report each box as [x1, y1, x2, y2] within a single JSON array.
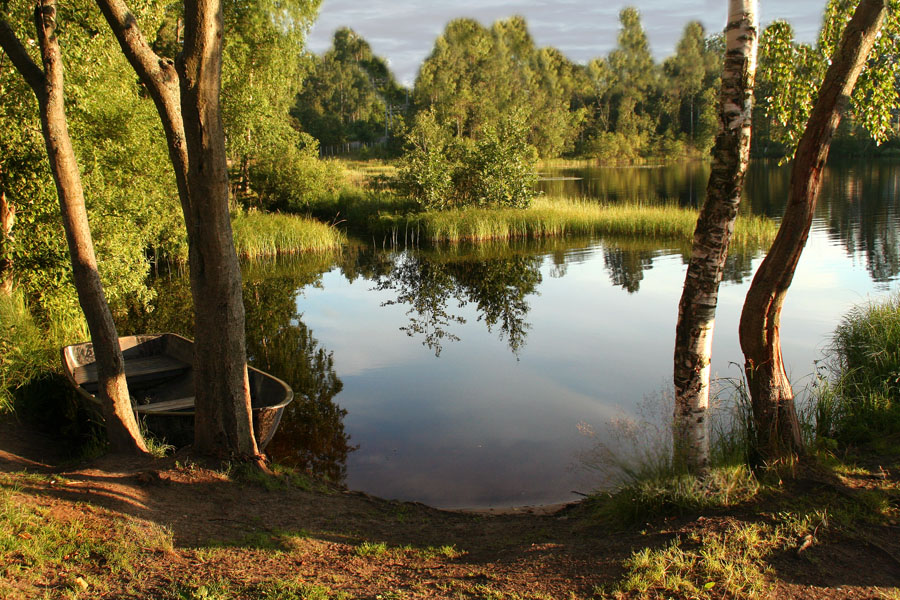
[[93, 0, 192, 227], [0, 19, 44, 93]]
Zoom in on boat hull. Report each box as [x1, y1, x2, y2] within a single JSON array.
[[61, 333, 293, 451]]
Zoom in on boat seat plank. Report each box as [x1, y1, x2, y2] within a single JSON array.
[[73, 356, 190, 386], [135, 397, 195, 414]]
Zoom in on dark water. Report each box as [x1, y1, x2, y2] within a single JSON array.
[[128, 159, 900, 508]]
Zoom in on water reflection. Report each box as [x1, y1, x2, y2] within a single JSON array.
[[374, 248, 543, 355], [540, 161, 711, 207], [540, 159, 900, 285], [121, 159, 900, 507]]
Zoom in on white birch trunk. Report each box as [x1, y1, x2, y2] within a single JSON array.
[[673, 0, 758, 473]]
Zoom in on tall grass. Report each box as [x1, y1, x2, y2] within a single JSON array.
[[373, 197, 777, 249], [0, 292, 83, 414], [231, 211, 346, 259], [582, 387, 761, 525], [811, 292, 900, 446]]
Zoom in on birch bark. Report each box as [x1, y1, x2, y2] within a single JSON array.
[[673, 0, 757, 472]]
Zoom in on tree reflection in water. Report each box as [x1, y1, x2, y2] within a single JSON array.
[[375, 249, 543, 356]]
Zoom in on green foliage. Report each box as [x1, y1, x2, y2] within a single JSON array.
[[396, 111, 456, 210], [1, 0, 182, 320], [458, 113, 538, 209], [248, 133, 344, 213], [414, 16, 587, 159], [397, 110, 539, 210], [293, 27, 409, 150], [754, 0, 900, 158], [220, 0, 321, 188]]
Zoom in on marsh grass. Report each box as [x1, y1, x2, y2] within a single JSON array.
[[813, 293, 900, 444], [373, 197, 776, 248], [340, 159, 398, 189], [231, 211, 346, 258]]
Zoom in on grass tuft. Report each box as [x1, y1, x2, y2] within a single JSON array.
[[809, 292, 900, 447], [593, 466, 760, 525], [231, 211, 346, 259], [609, 523, 773, 599]]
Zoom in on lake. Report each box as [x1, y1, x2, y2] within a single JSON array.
[[129, 159, 900, 509]]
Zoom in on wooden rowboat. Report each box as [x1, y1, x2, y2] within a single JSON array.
[[61, 333, 293, 450]]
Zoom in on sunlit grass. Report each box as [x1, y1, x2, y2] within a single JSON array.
[[0, 474, 173, 598], [231, 211, 346, 259], [373, 196, 777, 248], [0, 292, 81, 414], [610, 522, 773, 599]]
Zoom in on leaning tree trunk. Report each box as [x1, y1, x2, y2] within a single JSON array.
[[673, 0, 758, 473], [738, 0, 885, 462], [0, 1, 147, 454], [95, 0, 261, 461]]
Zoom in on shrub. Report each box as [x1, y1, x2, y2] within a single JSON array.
[[396, 110, 456, 210], [249, 133, 343, 213], [397, 109, 539, 210]]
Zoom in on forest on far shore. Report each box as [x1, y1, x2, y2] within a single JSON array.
[[296, 9, 900, 162]]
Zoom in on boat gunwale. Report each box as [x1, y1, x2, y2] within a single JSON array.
[[60, 332, 294, 417]]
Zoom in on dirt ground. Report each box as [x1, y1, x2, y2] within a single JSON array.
[[2, 416, 900, 599]]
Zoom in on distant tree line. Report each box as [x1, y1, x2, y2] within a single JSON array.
[[295, 9, 899, 162]]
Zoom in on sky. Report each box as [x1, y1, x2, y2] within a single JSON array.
[[307, 0, 830, 86]]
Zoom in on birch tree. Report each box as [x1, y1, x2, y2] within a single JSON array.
[[739, 0, 889, 461], [0, 0, 147, 454], [673, 0, 758, 472]]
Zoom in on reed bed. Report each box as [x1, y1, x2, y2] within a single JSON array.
[[231, 212, 345, 259], [374, 197, 777, 248]]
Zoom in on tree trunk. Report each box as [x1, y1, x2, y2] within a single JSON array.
[[177, 0, 258, 459], [738, 0, 885, 462], [0, 1, 147, 454], [673, 0, 758, 473], [96, 0, 262, 462]]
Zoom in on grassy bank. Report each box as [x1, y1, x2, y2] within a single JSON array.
[[370, 196, 777, 248], [581, 292, 900, 599], [230, 212, 345, 259]]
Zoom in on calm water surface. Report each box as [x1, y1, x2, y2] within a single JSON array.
[[132, 160, 900, 509]]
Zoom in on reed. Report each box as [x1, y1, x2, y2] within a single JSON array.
[[374, 197, 777, 249], [231, 212, 346, 259]]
